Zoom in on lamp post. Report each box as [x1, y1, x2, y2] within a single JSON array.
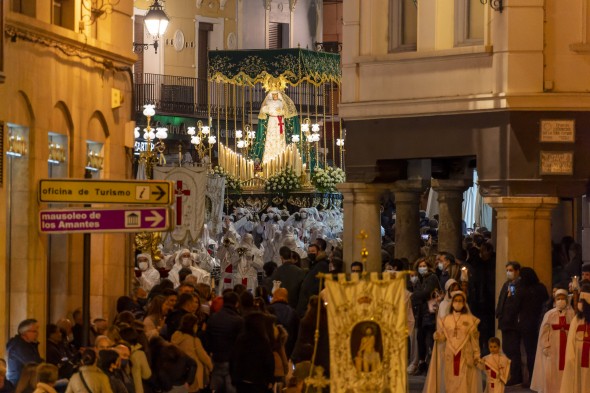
[[133, 0, 170, 54], [135, 104, 167, 180], [189, 120, 216, 168]]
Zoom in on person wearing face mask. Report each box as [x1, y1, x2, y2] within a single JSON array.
[[424, 291, 482, 393], [559, 285, 590, 393], [168, 249, 211, 288], [114, 344, 134, 393], [295, 243, 330, 318], [495, 261, 524, 387], [530, 288, 575, 393], [97, 349, 128, 393], [436, 252, 461, 291], [407, 271, 421, 375], [409, 258, 441, 376], [136, 253, 160, 293]]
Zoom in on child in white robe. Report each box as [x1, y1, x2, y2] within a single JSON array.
[[478, 337, 510, 393]]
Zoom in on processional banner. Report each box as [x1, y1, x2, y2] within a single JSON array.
[[324, 273, 407, 393], [153, 166, 208, 243]]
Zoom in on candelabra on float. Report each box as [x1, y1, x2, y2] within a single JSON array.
[[188, 120, 216, 168], [134, 104, 168, 180]]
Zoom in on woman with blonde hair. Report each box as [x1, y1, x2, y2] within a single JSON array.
[[32, 364, 58, 393], [14, 364, 37, 393]]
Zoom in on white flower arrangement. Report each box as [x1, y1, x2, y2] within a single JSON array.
[[311, 166, 346, 192], [212, 165, 243, 193], [265, 166, 301, 194]]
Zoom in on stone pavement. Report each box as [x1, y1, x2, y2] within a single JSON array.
[[408, 375, 534, 393]]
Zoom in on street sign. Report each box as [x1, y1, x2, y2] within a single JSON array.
[[39, 207, 171, 234], [38, 179, 173, 205]]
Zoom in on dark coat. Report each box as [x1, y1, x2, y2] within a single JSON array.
[[230, 317, 275, 389], [162, 309, 189, 341], [411, 272, 441, 328], [496, 278, 522, 331], [295, 254, 330, 317], [270, 263, 306, 309], [46, 339, 76, 379], [268, 301, 299, 358], [290, 313, 330, 377], [205, 305, 244, 363], [517, 282, 548, 332], [148, 336, 196, 392], [5, 335, 42, 385]]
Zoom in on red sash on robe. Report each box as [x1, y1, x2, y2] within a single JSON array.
[[576, 323, 590, 368], [485, 365, 496, 389], [453, 351, 461, 376], [277, 116, 284, 134], [224, 264, 232, 284], [551, 315, 570, 371]]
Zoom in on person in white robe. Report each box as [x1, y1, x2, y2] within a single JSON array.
[[478, 337, 511, 393], [422, 279, 459, 392], [168, 248, 211, 287], [232, 234, 264, 292], [217, 235, 237, 294], [423, 291, 482, 393], [136, 253, 161, 292], [559, 287, 590, 393], [282, 235, 307, 260], [530, 288, 575, 393], [190, 240, 218, 272]]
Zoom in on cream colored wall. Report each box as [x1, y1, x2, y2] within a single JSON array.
[[142, 0, 237, 78], [0, 3, 135, 352], [341, 0, 590, 121]]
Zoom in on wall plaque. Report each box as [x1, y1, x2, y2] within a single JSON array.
[[540, 119, 575, 142], [540, 151, 574, 175]]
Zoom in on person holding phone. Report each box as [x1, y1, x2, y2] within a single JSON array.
[[495, 261, 523, 387]]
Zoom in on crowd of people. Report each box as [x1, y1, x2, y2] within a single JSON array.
[[2, 205, 590, 393]]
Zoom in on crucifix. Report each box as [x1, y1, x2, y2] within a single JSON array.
[[174, 180, 191, 226]]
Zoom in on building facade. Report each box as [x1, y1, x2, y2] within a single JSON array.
[[340, 0, 590, 293], [0, 0, 136, 354]]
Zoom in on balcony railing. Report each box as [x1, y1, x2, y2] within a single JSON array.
[[134, 73, 339, 118]]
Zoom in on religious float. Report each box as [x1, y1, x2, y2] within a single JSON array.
[[132, 48, 346, 281], [135, 49, 345, 248], [207, 48, 345, 215]]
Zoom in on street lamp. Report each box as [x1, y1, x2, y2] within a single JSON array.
[[133, 0, 170, 54]]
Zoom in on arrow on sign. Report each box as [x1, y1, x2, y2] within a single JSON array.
[[145, 210, 164, 228], [151, 185, 166, 201]]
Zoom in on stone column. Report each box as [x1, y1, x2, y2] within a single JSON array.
[[582, 196, 590, 265], [392, 180, 428, 265], [484, 197, 559, 299], [337, 182, 387, 272], [337, 182, 357, 269], [431, 179, 472, 258]]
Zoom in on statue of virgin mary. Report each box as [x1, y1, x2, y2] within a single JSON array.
[[250, 80, 300, 164]]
